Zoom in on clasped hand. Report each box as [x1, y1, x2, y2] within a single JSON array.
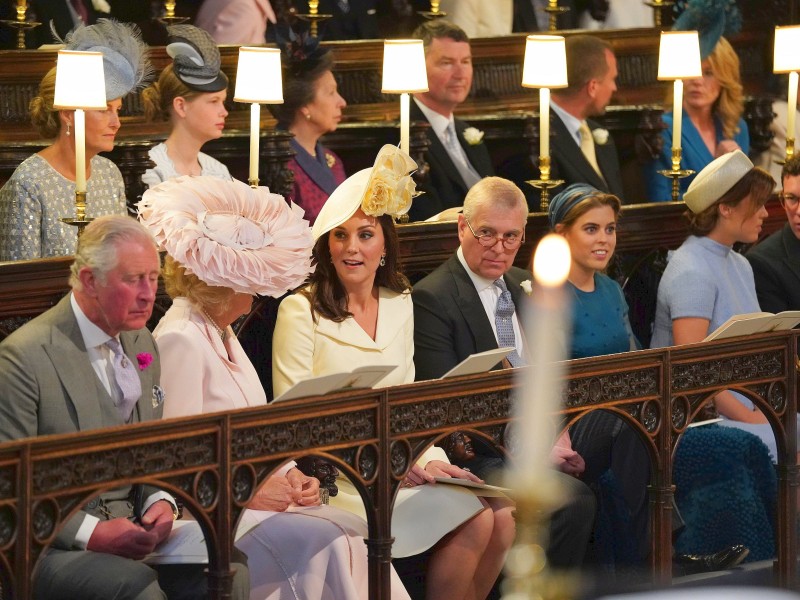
[[249, 467, 322, 511], [86, 499, 174, 560]]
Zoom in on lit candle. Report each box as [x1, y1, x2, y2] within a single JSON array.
[[672, 79, 683, 152], [249, 103, 260, 184], [788, 71, 798, 147], [400, 92, 410, 155], [74, 109, 86, 194], [512, 234, 571, 490], [539, 87, 550, 159]]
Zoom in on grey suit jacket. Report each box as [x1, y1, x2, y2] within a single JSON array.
[[0, 294, 162, 549], [746, 223, 800, 313], [408, 101, 495, 221], [412, 255, 530, 381]]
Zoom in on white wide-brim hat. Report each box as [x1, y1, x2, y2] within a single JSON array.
[[683, 149, 754, 213], [311, 145, 417, 241], [138, 176, 314, 297]]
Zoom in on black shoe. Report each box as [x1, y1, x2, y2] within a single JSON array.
[[674, 544, 750, 575]]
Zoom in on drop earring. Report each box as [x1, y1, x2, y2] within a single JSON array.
[[66, 123, 71, 136], [380, 255, 386, 267]]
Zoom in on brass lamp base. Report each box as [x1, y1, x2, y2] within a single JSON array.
[[1, 19, 40, 49], [248, 178, 260, 189], [418, 10, 448, 19], [528, 178, 564, 212], [644, 0, 673, 27], [295, 13, 332, 37], [657, 168, 694, 202], [543, 5, 570, 31]]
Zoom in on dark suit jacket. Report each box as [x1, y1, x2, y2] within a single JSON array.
[[513, 0, 539, 32], [746, 223, 800, 313], [27, 0, 102, 47], [408, 100, 495, 222], [498, 109, 625, 210], [0, 294, 162, 549], [412, 255, 530, 380]]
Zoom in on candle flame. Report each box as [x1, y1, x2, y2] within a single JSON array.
[[532, 234, 570, 287]]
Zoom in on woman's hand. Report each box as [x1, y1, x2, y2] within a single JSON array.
[[402, 464, 434, 488], [249, 474, 300, 512], [286, 467, 322, 506], [424, 460, 483, 483], [715, 139, 741, 158]]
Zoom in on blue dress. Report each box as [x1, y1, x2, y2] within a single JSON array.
[[651, 235, 800, 462], [569, 274, 637, 359], [643, 111, 750, 202]]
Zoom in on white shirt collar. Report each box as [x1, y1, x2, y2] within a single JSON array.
[[550, 99, 583, 146], [457, 246, 498, 293], [70, 293, 115, 349], [413, 96, 455, 139]]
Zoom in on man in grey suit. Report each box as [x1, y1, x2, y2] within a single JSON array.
[[0, 215, 248, 599], [500, 35, 626, 208], [408, 20, 495, 222], [412, 177, 595, 569]]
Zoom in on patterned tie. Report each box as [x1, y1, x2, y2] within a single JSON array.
[[105, 338, 141, 422], [579, 121, 606, 181], [494, 279, 524, 368], [444, 122, 482, 189]]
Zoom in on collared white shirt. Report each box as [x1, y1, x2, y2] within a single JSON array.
[[457, 247, 525, 360], [550, 99, 583, 147], [69, 294, 174, 548], [413, 97, 479, 171]]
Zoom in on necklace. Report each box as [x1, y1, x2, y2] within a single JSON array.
[[201, 308, 226, 341]]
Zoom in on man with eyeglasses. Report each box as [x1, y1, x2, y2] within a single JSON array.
[[412, 176, 596, 569], [746, 154, 800, 313]]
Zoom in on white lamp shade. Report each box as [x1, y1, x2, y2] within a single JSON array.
[[234, 47, 283, 104], [657, 31, 702, 80], [53, 50, 106, 110], [774, 26, 800, 73], [381, 40, 428, 93], [521, 35, 568, 89]]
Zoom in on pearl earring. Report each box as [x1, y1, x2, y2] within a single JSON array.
[[66, 123, 71, 136], [305, 112, 311, 121]]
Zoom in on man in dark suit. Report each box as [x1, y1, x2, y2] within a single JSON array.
[[0, 215, 248, 599], [500, 34, 625, 209], [747, 154, 800, 312], [407, 20, 494, 222], [412, 177, 595, 568]]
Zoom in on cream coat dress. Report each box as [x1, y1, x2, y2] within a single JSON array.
[[272, 289, 484, 558], [155, 298, 410, 599]]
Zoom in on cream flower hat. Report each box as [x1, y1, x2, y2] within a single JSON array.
[[311, 145, 417, 241]]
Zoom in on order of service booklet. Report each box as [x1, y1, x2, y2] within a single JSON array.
[[272, 364, 399, 402], [703, 310, 800, 342]]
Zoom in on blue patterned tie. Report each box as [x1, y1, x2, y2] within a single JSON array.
[[494, 279, 524, 367], [105, 338, 141, 422]]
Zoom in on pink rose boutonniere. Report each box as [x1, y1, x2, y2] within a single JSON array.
[[137, 353, 153, 371]]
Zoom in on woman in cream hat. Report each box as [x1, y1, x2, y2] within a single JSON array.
[[0, 19, 151, 261], [141, 24, 233, 187], [141, 176, 410, 599], [651, 150, 800, 461], [272, 145, 515, 600]]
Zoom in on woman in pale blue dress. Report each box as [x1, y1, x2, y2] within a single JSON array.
[[652, 150, 800, 462]]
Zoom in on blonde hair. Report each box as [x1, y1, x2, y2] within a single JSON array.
[[141, 64, 203, 123], [665, 37, 744, 139], [162, 255, 234, 311], [29, 67, 60, 139]]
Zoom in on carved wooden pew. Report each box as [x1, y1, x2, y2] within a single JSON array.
[[0, 330, 796, 599]]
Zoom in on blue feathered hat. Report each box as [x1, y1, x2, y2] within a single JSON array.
[[62, 19, 153, 101], [672, 0, 742, 59]]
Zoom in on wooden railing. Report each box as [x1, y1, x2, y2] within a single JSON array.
[[0, 330, 796, 598]]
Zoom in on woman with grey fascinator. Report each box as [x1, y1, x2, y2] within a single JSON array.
[[0, 19, 152, 262], [141, 24, 233, 188]]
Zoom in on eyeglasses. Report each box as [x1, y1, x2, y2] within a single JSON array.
[[780, 192, 800, 210], [464, 217, 525, 249]]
